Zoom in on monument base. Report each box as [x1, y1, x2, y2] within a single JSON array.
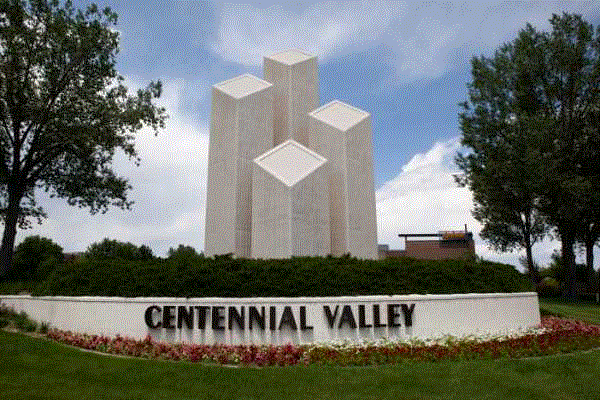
[[1, 293, 540, 345]]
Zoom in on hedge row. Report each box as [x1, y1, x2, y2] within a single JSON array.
[[34, 255, 532, 297]]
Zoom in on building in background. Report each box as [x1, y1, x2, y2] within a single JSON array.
[[379, 226, 475, 260]]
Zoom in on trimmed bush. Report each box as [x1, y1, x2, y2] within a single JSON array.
[[35, 256, 532, 297]]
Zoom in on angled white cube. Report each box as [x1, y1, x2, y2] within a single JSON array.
[[204, 74, 273, 258], [251, 140, 330, 258], [309, 100, 378, 259], [263, 49, 319, 147]]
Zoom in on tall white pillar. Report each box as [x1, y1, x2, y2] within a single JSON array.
[[251, 140, 329, 258], [204, 74, 273, 257], [263, 49, 319, 147], [309, 100, 378, 259]]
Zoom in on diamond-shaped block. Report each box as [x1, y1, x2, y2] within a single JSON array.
[[254, 140, 326, 187], [309, 100, 369, 132], [266, 49, 315, 65], [213, 74, 272, 99]]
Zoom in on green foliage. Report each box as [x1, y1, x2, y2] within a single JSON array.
[[166, 244, 203, 265], [0, 305, 37, 331], [5, 328, 600, 400], [83, 238, 154, 261], [36, 256, 532, 297], [0, 0, 167, 277], [537, 277, 561, 298], [457, 13, 600, 295], [10, 235, 63, 280]]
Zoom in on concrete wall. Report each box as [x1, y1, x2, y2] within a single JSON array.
[[1, 293, 540, 345]]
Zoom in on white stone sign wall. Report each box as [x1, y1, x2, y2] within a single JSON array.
[[0, 293, 541, 346]]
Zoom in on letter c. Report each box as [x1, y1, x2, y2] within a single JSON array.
[[144, 305, 162, 329]]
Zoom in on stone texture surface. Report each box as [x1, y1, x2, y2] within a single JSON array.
[[309, 100, 378, 259], [263, 49, 319, 147], [205, 51, 378, 260], [251, 140, 329, 258], [204, 74, 273, 258]]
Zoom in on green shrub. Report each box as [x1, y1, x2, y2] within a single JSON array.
[[537, 277, 562, 298], [36, 256, 532, 297], [84, 238, 154, 261], [10, 235, 64, 281]]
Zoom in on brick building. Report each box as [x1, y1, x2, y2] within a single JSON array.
[[379, 229, 475, 260]]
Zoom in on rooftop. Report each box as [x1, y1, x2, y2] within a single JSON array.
[[213, 74, 271, 99], [309, 100, 369, 131], [254, 140, 327, 187], [265, 49, 315, 65]]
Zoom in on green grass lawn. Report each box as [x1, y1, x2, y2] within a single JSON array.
[[3, 299, 600, 400], [539, 297, 600, 325], [1, 329, 600, 400]]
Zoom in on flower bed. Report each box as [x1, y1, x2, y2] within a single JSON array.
[[44, 316, 600, 366]]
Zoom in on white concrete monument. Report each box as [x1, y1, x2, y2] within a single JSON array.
[[204, 74, 273, 258], [251, 140, 329, 258], [205, 50, 378, 259], [309, 101, 378, 259], [263, 49, 319, 147]]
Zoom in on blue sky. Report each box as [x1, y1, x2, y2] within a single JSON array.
[[18, 1, 600, 268]]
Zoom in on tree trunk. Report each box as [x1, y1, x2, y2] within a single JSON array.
[[0, 191, 23, 279], [585, 237, 594, 287], [523, 228, 539, 285], [561, 226, 577, 300]]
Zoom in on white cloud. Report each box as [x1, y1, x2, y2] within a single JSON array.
[[16, 78, 210, 257], [375, 137, 563, 270], [211, 1, 406, 65], [210, 1, 594, 83]]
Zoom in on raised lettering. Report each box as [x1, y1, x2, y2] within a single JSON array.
[[269, 306, 277, 331], [144, 305, 161, 329], [249, 306, 265, 330], [373, 304, 386, 328], [299, 306, 313, 330], [401, 303, 415, 327], [228, 306, 245, 330], [278, 306, 298, 330], [177, 306, 194, 329], [323, 305, 339, 328], [212, 306, 225, 330], [195, 306, 209, 329], [387, 304, 401, 328], [162, 306, 176, 329], [358, 305, 372, 328], [338, 305, 357, 329]]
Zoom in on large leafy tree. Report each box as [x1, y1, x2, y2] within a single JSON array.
[[457, 13, 600, 298], [456, 26, 549, 284], [0, 0, 166, 277]]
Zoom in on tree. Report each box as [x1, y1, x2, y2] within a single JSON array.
[[456, 26, 549, 284], [457, 13, 600, 298], [0, 0, 166, 277], [12, 234, 63, 280], [167, 244, 202, 264], [84, 238, 154, 261]]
